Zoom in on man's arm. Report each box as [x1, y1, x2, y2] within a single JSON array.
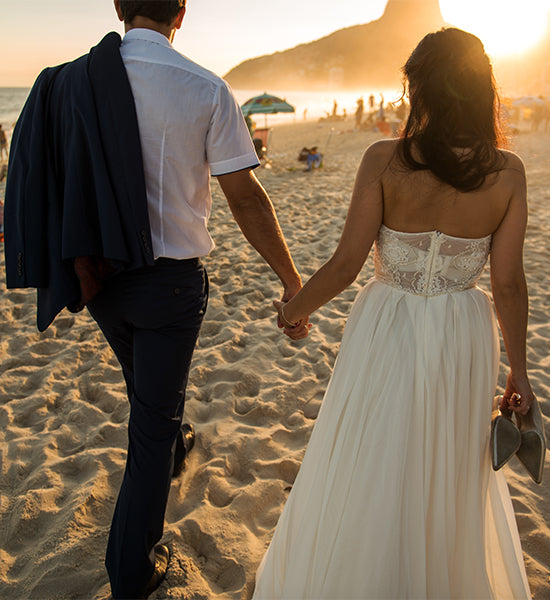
[[216, 168, 302, 301]]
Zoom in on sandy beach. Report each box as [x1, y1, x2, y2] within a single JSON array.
[[1, 119, 549, 599]]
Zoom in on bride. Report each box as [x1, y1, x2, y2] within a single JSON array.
[[253, 28, 535, 599]]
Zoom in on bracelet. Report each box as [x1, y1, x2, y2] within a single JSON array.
[[280, 303, 299, 328]]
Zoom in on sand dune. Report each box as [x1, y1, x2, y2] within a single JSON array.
[[0, 120, 549, 599]]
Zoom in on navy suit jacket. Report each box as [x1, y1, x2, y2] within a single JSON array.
[[4, 32, 154, 331]]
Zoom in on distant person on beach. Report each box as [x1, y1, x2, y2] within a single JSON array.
[[253, 28, 538, 599], [354, 97, 364, 129], [4, 0, 303, 598], [377, 94, 385, 120], [368, 93, 375, 111], [0, 124, 7, 160], [531, 97, 545, 132], [305, 146, 322, 171]]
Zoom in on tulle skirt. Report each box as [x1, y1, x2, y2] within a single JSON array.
[[253, 280, 530, 599]]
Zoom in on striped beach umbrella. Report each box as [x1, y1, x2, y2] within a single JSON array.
[[241, 93, 295, 127]]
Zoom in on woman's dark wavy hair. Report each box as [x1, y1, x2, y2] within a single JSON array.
[[400, 28, 506, 192], [119, 0, 185, 26]]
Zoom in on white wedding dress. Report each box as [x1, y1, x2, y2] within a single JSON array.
[[253, 225, 530, 600]]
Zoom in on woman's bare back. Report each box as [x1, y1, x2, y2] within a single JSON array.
[[376, 139, 525, 239]]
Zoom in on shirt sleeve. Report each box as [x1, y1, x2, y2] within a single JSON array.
[[206, 81, 260, 176]]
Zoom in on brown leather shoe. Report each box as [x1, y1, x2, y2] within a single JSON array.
[[140, 545, 169, 598]]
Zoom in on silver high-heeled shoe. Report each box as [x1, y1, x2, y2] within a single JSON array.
[[515, 398, 546, 485], [491, 395, 521, 471]]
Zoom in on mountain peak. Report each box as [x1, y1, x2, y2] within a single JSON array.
[[382, 0, 443, 23], [224, 0, 447, 90]]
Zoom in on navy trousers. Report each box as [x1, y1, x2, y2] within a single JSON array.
[[87, 258, 208, 599]]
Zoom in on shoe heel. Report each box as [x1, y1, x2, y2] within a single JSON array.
[[515, 399, 546, 484]]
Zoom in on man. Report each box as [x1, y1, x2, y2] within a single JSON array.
[[5, 1, 305, 597], [95, 1, 308, 597]]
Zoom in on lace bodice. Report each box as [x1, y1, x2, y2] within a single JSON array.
[[374, 224, 491, 296]]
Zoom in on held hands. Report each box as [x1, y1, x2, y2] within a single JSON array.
[[273, 300, 312, 340]]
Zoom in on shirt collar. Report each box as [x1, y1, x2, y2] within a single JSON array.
[[123, 28, 173, 49]]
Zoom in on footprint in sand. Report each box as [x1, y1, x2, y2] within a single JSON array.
[[53, 423, 86, 457], [4, 490, 57, 554], [50, 315, 75, 337], [232, 394, 255, 416], [232, 373, 261, 399], [199, 320, 223, 337], [181, 519, 245, 593], [515, 513, 537, 535], [253, 457, 300, 485], [206, 476, 236, 508], [220, 343, 244, 362], [31, 338, 70, 358]]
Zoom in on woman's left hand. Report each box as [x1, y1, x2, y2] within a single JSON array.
[[501, 371, 535, 416]]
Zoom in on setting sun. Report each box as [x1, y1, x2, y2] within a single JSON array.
[[441, 0, 550, 57]]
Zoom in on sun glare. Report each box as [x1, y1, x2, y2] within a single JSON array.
[[441, 0, 549, 58]]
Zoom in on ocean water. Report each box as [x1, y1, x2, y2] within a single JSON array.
[[0, 87, 30, 131], [233, 88, 403, 125], [0, 86, 401, 135]]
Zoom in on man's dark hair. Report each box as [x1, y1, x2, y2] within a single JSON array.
[[119, 0, 185, 26]]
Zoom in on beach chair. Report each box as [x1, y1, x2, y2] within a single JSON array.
[[253, 127, 272, 167]]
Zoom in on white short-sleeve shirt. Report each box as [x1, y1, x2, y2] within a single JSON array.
[[120, 28, 259, 259]]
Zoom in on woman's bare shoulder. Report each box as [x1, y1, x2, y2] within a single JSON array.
[[491, 150, 526, 201], [364, 138, 401, 159], [358, 139, 400, 175], [499, 149, 526, 177]]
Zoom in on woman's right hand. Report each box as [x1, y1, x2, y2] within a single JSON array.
[[502, 371, 535, 416]]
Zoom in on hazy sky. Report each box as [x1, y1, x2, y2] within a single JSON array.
[[0, 0, 548, 86]]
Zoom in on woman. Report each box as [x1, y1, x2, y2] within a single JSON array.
[[253, 28, 534, 599]]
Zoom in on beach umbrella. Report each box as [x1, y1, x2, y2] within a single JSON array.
[[241, 93, 295, 127]]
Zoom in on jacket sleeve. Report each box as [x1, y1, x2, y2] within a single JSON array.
[[3, 67, 63, 289]]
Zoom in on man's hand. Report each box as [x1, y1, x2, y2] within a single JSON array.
[[281, 283, 302, 303], [278, 283, 303, 328]]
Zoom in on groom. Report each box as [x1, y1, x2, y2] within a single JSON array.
[[4, 0, 306, 597], [91, 1, 309, 597]]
